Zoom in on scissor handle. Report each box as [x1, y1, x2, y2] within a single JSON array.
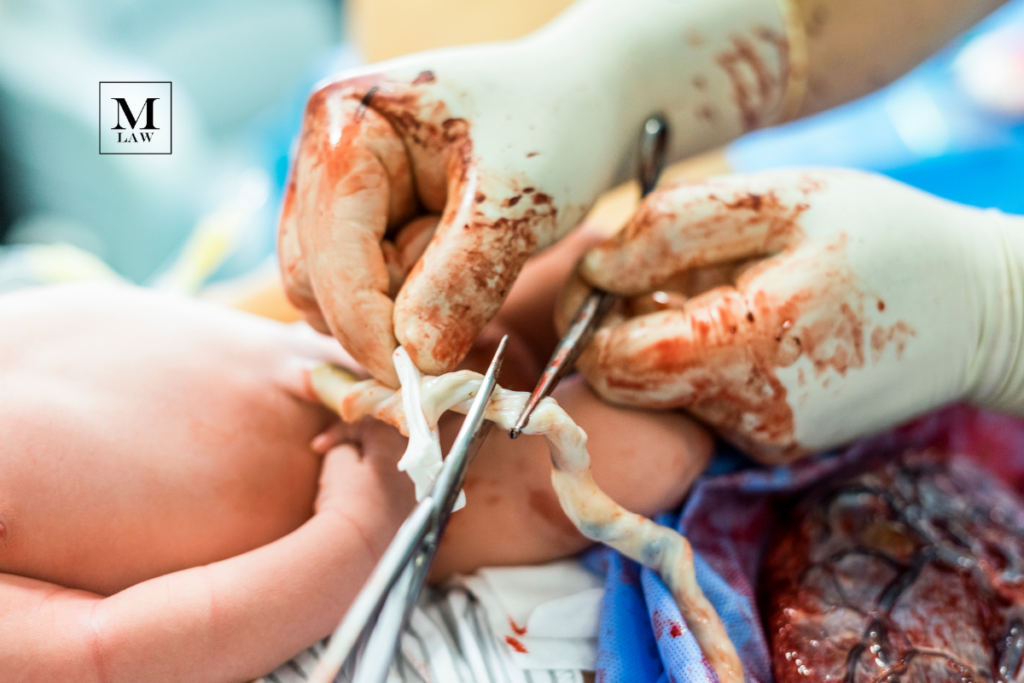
[[639, 114, 669, 197]]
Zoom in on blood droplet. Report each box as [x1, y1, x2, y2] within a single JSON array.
[[505, 635, 528, 653]]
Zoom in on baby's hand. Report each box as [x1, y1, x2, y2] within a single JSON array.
[[314, 419, 415, 558]]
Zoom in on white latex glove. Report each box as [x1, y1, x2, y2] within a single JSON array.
[[279, 0, 803, 386], [561, 169, 1024, 463]]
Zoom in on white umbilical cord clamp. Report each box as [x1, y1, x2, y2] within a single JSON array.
[[394, 347, 466, 510]]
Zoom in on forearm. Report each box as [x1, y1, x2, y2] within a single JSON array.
[[91, 510, 378, 683], [793, 0, 1009, 115], [529, 0, 1005, 177], [0, 513, 367, 683], [527, 0, 795, 176], [966, 210, 1024, 416]]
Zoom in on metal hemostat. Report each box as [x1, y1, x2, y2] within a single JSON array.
[[308, 336, 508, 683], [510, 114, 669, 439]]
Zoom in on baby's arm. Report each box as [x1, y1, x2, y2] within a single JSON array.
[[0, 431, 414, 683]]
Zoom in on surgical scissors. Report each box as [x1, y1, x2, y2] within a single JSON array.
[[309, 336, 508, 683], [510, 114, 669, 439]]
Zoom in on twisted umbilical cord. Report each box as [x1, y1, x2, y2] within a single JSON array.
[[310, 360, 742, 683]]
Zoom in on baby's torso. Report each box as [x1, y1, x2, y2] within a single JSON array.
[[0, 285, 332, 595]]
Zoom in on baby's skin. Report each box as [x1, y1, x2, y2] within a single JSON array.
[[0, 237, 711, 682]]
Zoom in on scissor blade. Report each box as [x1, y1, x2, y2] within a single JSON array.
[[385, 333, 508, 654], [510, 115, 670, 439], [350, 559, 416, 683], [308, 499, 434, 683], [430, 333, 507, 515], [509, 290, 614, 439], [320, 336, 509, 683]]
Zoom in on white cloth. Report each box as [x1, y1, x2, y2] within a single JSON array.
[[256, 559, 603, 683], [457, 560, 603, 673]]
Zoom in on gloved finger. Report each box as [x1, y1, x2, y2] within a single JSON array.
[[554, 269, 631, 338], [292, 91, 416, 387], [580, 172, 821, 296], [500, 224, 608, 362], [575, 258, 805, 459], [278, 176, 331, 335], [383, 215, 440, 297], [394, 172, 558, 376]]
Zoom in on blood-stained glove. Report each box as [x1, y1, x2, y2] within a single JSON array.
[[279, 0, 806, 386], [561, 169, 1024, 463]]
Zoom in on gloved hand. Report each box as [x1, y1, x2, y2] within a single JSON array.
[[561, 169, 1024, 462], [279, 0, 802, 385]]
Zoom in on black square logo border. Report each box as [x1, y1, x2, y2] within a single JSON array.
[[98, 81, 173, 155]]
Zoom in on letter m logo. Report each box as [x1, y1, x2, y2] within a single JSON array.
[[112, 97, 159, 130], [99, 82, 171, 154]]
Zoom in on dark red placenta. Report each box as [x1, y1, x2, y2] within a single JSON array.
[[763, 449, 1024, 683]]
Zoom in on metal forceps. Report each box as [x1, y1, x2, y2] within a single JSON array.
[[510, 114, 670, 439], [308, 336, 509, 683]]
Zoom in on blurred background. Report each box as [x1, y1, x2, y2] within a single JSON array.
[[0, 0, 1022, 309]]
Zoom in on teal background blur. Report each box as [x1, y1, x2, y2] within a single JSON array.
[[0, 0, 351, 287], [0, 0, 1021, 291], [728, 0, 1024, 214]]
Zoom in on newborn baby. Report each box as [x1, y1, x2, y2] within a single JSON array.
[[0, 278, 712, 681]]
